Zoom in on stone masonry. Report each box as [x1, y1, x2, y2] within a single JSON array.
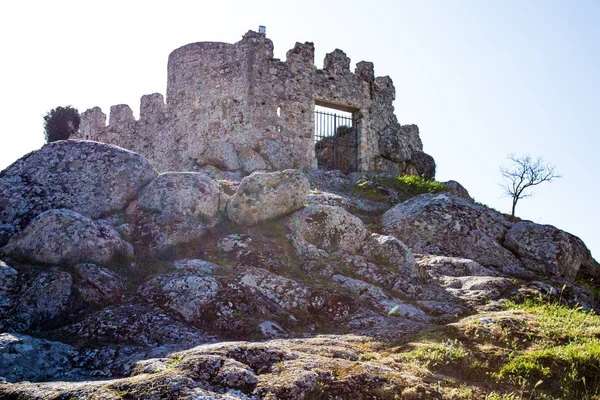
[[73, 31, 427, 175]]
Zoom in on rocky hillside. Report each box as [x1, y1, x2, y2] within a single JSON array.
[[1, 140, 599, 399]]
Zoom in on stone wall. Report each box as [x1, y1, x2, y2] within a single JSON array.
[[74, 31, 426, 175]]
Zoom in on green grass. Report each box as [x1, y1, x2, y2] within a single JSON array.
[[505, 299, 600, 343], [378, 175, 448, 197], [397, 338, 469, 369], [493, 299, 600, 398], [577, 278, 600, 301], [351, 174, 448, 202]]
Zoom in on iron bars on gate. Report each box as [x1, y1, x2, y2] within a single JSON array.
[[314, 110, 359, 173]]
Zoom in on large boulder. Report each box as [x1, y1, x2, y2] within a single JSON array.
[[138, 272, 219, 324], [74, 263, 126, 306], [56, 304, 215, 347], [378, 124, 423, 164], [236, 146, 268, 174], [504, 222, 598, 280], [3, 271, 73, 331], [3, 209, 131, 266], [289, 205, 367, 254], [378, 126, 412, 163], [203, 142, 241, 171], [0, 140, 157, 245], [2, 209, 132, 265], [410, 151, 436, 180], [258, 139, 295, 170], [128, 172, 220, 255], [361, 234, 417, 279], [227, 170, 309, 226], [382, 193, 520, 268], [0, 333, 78, 383], [442, 180, 473, 202]]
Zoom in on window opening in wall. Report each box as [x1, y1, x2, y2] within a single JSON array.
[[314, 105, 359, 173]]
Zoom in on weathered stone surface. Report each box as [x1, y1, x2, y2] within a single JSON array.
[[443, 180, 473, 202], [410, 150, 436, 180], [139, 272, 219, 323], [57, 304, 215, 347], [204, 142, 242, 171], [173, 259, 220, 275], [129, 172, 220, 255], [332, 275, 428, 321], [5, 271, 72, 331], [504, 221, 597, 280], [237, 146, 268, 174], [239, 267, 311, 311], [290, 205, 367, 254], [227, 169, 309, 226], [73, 32, 426, 175], [0, 261, 18, 319], [74, 263, 126, 306], [0, 261, 18, 293], [378, 126, 413, 163], [417, 255, 496, 278], [2, 209, 132, 265], [0, 140, 157, 245], [0, 333, 78, 383], [438, 276, 514, 303], [382, 193, 520, 268], [258, 321, 288, 338], [362, 234, 417, 279], [138, 172, 220, 219]]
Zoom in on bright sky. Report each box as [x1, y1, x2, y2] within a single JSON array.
[[1, 0, 598, 259]]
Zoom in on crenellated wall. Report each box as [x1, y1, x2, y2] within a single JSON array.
[[74, 31, 426, 175]]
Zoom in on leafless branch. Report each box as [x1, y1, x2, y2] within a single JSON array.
[[499, 154, 561, 217]]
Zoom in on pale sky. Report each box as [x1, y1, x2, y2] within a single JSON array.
[[1, 0, 598, 259]]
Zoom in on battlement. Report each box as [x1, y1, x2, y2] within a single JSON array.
[[75, 30, 425, 176]]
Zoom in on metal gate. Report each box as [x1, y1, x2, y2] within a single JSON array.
[[314, 110, 359, 173]]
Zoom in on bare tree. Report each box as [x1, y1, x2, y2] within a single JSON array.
[[500, 154, 561, 217]]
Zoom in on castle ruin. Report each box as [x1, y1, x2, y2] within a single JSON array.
[[74, 30, 430, 177]]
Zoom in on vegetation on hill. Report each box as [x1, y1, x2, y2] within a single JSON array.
[[393, 296, 600, 399], [43, 105, 80, 142], [352, 174, 448, 202]]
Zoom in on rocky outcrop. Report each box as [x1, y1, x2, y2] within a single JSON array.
[[361, 233, 417, 279], [382, 193, 520, 268], [0, 333, 78, 383], [3, 271, 72, 331], [410, 150, 436, 180], [56, 304, 215, 347], [227, 170, 309, 226], [0, 140, 157, 245], [504, 221, 597, 280], [127, 172, 220, 255], [378, 126, 413, 163], [203, 142, 242, 171], [0, 261, 18, 310], [74, 263, 126, 306], [3, 209, 132, 265], [443, 180, 473, 202], [1, 133, 599, 399], [237, 147, 268, 174], [139, 272, 219, 324], [289, 205, 367, 255]]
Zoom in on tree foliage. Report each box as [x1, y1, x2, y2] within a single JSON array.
[[43, 106, 80, 143], [500, 154, 561, 217]]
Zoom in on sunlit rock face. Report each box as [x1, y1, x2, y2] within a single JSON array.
[[1, 35, 599, 399], [0, 140, 157, 246]]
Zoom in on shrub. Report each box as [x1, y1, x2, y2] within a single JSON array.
[[43, 105, 80, 142]]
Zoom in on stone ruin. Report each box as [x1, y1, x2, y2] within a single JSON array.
[[73, 30, 433, 177]]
